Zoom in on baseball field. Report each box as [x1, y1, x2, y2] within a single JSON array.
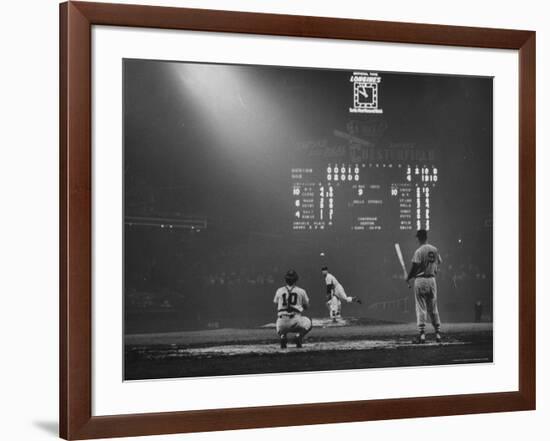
[[124, 320, 493, 380]]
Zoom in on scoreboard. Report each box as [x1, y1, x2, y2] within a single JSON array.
[[291, 162, 439, 232]]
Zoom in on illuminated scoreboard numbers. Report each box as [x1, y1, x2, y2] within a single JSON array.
[[319, 185, 324, 220], [292, 164, 339, 230], [414, 184, 432, 230], [420, 165, 439, 183], [406, 164, 439, 185], [292, 163, 438, 232], [406, 164, 438, 185], [327, 184, 334, 224], [327, 163, 361, 183], [403, 163, 438, 231], [318, 183, 334, 225], [424, 186, 431, 230]]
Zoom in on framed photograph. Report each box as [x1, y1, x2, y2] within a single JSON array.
[[60, 1, 536, 439]]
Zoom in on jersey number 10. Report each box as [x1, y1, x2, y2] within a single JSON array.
[[282, 292, 298, 306]]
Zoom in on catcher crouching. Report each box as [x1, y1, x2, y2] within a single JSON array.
[[273, 269, 313, 349]]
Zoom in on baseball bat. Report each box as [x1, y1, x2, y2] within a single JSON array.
[[394, 243, 408, 279]]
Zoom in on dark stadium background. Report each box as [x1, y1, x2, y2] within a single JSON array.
[[123, 59, 493, 334]]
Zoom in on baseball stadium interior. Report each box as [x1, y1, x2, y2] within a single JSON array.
[[123, 59, 493, 379]]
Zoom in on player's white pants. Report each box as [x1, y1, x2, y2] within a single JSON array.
[[413, 277, 441, 332], [327, 284, 353, 320], [327, 296, 342, 320], [276, 313, 313, 337], [334, 284, 352, 303]]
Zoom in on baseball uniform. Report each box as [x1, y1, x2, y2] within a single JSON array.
[[273, 285, 312, 337], [411, 244, 442, 332], [325, 272, 353, 320]]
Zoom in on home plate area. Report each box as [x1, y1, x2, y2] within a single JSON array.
[[124, 321, 492, 379], [167, 338, 466, 357]]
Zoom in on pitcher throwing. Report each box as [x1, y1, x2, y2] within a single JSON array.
[[321, 266, 361, 323]]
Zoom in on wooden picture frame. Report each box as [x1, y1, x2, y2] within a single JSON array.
[[60, 1, 536, 439]]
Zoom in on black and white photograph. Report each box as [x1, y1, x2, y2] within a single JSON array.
[[2, 0, 545, 438], [123, 59, 493, 380]]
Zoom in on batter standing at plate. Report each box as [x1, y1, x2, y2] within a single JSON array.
[[406, 229, 443, 344]]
